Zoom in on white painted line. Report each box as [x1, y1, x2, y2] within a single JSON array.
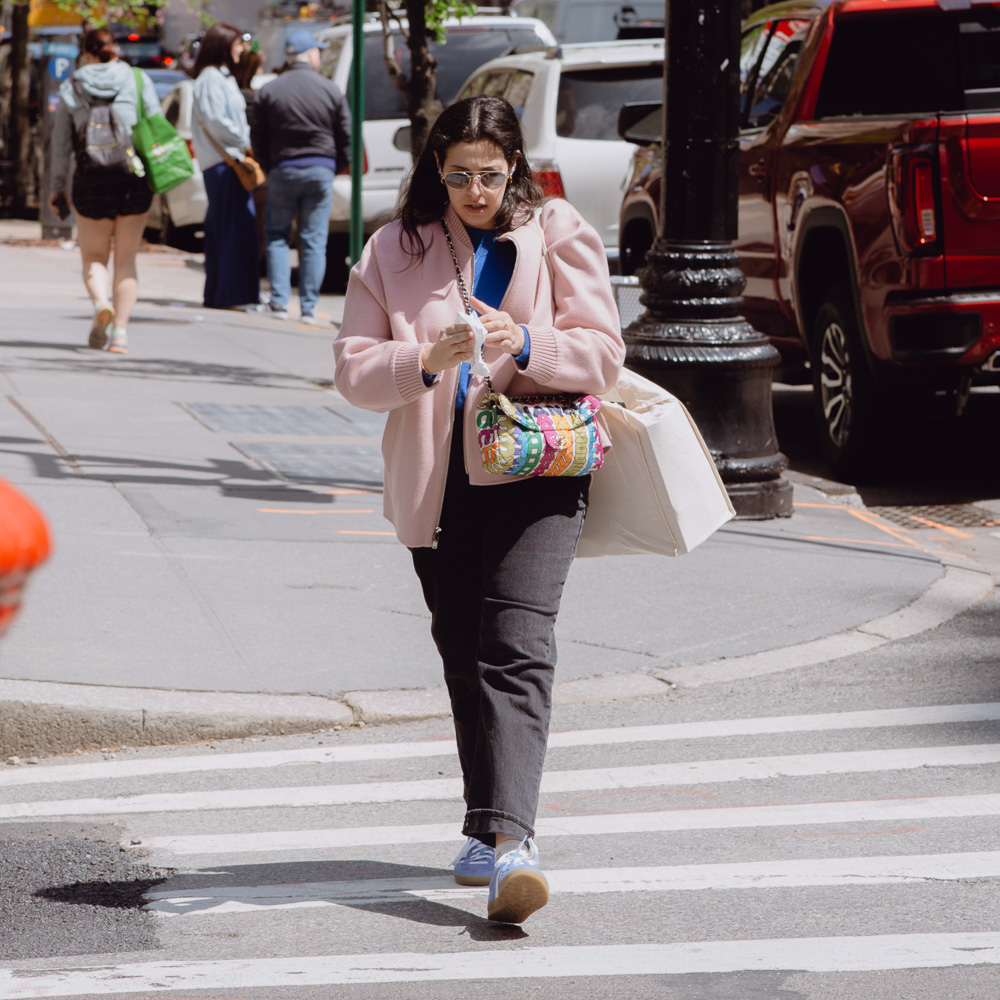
[[136, 791, 1000, 856], [3, 933, 1000, 994], [5, 702, 998, 788], [144, 850, 1000, 916], [663, 564, 993, 688], [5, 744, 999, 819]]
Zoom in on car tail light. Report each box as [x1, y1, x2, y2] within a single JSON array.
[[163, 55, 174, 67], [890, 146, 940, 253], [532, 160, 565, 199]]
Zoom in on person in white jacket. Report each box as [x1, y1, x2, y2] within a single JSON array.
[[49, 27, 160, 355], [191, 23, 259, 310]]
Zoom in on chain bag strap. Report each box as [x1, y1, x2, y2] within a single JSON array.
[[440, 218, 604, 478]]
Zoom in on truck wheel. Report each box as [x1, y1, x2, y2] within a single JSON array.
[[323, 233, 350, 293], [620, 223, 654, 276], [810, 284, 880, 479]]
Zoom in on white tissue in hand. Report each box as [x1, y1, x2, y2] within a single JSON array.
[[458, 309, 491, 377]]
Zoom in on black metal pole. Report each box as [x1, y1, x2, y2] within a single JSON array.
[[624, 0, 792, 519]]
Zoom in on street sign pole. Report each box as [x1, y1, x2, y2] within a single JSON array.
[[349, 0, 365, 266]]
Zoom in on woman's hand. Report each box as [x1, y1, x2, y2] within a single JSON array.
[[470, 295, 525, 356], [421, 323, 475, 375]]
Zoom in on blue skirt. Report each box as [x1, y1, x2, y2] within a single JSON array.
[[202, 162, 259, 309]]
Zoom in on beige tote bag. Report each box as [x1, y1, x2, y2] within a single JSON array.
[[577, 367, 735, 558]]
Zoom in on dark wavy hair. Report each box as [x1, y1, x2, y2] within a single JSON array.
[[193, 23, 242, 78], [397, 96, 542, 258], [83, 28, 116, 63]]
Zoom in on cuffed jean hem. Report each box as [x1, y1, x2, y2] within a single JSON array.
[[463, 808, 535, 847]]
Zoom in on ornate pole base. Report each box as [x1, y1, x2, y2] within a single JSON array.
[[624, 242, 793, 520]]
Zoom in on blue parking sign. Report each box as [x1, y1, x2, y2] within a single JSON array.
[[47, 56, 73, 81]]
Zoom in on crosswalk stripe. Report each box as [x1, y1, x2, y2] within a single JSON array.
[[2, 933, 998, 994], [5, 744, 998, 819], [3, 702, 997, 788], [136, 791, 1000, 856], [143, 850, 1000, 916]]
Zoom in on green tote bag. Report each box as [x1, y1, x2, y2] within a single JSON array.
[[131, 68, 194, 194]]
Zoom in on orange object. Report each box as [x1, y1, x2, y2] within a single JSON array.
[[0, 479, 52, 635]]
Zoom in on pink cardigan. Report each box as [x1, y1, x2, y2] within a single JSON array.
[[333, 199, 625, 548]]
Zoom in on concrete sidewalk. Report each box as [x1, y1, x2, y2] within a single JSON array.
[[0, 221, 993, 757]]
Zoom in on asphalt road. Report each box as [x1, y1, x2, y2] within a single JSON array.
[[2, 587, 1000, 997]]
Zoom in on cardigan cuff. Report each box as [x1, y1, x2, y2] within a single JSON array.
[[523, 327, 558, 383], [393, 343, 436, 401]]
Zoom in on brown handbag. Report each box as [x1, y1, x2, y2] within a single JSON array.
[[195, 109, 265, 191], [225, 152, 265, 191]]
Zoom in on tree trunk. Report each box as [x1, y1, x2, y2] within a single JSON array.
[[404, 0, 441, 158], [9, 2, 35, 214]]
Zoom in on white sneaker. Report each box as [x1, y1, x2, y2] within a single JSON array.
[[299, 313, 320, 326], [487, 838, 548, 923]]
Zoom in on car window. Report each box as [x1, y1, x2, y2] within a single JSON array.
[[319, 35, 348, 80], [739, 24, 770, 115], [745, 19, 810, 129], [163, 91, 180, 127], [815, 13, 1000, 117], [358, 27, 550, 120], [556, 65, 663, 140], [481, 70, 515, 98], [505, 70, 534, 116]]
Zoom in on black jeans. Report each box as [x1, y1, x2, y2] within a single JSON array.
[[411, 426, 588, 846]]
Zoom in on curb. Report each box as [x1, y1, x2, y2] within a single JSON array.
[[657, 560, 994, 689], [1, 555, 993, 760]]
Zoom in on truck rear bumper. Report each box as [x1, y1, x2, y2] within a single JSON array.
[[885, 288, 1000, 366]]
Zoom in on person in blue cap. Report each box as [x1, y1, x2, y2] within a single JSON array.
[[252, 29, 351, 323]]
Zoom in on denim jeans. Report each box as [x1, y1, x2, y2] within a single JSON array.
[[264, 164, 334, 316], [411, 427, 589, 845]]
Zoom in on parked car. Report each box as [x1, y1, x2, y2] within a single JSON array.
[[457, 39, 664, 270], [145, 68, 189, 102], [618, 0, 1000, 475], [316, 11, 557, 288]]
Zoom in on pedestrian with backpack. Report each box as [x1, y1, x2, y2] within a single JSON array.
[[191, 24, 260, 311], [49, 28, 161, 356]]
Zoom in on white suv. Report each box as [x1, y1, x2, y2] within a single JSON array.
[[316, 12, 556, 287], [457, 39, 664, 270]]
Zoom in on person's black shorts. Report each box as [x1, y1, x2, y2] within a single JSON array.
[[72, 173, 152, 220]]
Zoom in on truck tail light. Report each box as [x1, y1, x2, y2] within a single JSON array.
[[890, 146, 940, 254], [532, 161, 565, 199], [912, 161, 936, 241]]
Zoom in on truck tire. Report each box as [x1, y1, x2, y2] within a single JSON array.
[[809, 284, 881, 479], [620, 220, 655, 276], [323, 233, 350, 293]]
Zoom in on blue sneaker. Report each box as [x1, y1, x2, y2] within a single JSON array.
[[487, 838, 549, 923], [450, 836, 494, 886]]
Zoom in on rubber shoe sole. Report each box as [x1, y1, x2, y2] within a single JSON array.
[[454, 871, 492, 887], [89, 306, 114, 349], [486, 867, 549, 923]]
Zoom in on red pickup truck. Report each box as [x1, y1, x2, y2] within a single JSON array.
[[618, 0, 1000, 475]]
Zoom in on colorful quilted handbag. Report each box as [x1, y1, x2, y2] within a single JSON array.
[[441, 218, 605, 479], [476, 392, 604, 477]]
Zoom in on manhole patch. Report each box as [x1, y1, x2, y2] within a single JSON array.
[[868, 505, 1000, 529]]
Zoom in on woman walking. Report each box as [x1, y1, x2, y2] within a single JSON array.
[[49, 27, 160, 355], [191, 23, 259, 310], [334, 96, 623, 923]]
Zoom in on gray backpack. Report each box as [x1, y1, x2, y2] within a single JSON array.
[[70, 77, 135, 181]]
